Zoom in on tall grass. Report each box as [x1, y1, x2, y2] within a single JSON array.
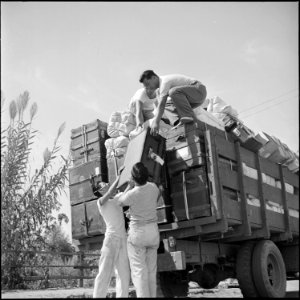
[[1, 90, 71, 289]]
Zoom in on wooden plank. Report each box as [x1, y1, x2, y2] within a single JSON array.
[[290, 217, 299, 235], [279, 164, 292, 240], [282, 167, 299, 188], [234, 141, 251, 236], [24, 275, 95, 281], [214, 134, 236, 161], [219, 167, 239, 190], [224, 198, 262, 229], [243, 176, 259, 198], [205, 130, 226, 221], [15, 265, 98, 268], [263, 184, 283, 205], [165, 122, 199, 140], [267, 210, 285, 233], [164, 216, 216, 230], [255, 153, 270, 238], [240, 146, 257, 169], [286, 193, 299, 210], [248, 204, 263, 227], [259, 156, 281, 178], [223, 197, 241, 221], [2, 250, 100, 256]]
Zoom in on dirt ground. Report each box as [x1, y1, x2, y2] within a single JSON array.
[[1, 280, 299, 298]]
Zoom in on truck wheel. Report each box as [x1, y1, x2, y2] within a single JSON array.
[[252, 240, 286, 298], [157, 271, 188, 298], [236, 241, 259, 297]]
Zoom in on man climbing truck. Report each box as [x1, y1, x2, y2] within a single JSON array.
[[69, 118, 299, 298]]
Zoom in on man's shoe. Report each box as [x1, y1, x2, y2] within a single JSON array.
[[180, 116, 194, 123], [161, 117, 170, 125], [171, 117, 194, 130]]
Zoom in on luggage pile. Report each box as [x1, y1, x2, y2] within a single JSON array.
[[69, 96, 298, 237], [257, 132, 299, 173], [105, 111, 136, 183], [203, 96, 299, 173], [163, 122, 212, 223], [69, 119, 110, 239]]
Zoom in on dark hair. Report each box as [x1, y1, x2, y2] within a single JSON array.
[[139, 70, 158, 83], [131, 162, 149, 185]]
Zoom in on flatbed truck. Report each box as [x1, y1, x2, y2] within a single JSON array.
[[70, 119, 299, 298]]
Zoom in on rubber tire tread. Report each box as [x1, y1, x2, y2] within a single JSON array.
[[236, 241, 259, 297], [252, 240, 286, 298]]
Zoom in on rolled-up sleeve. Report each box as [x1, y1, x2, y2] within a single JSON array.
[[115, 190, 134, 206], [159, 79, 172, 98]]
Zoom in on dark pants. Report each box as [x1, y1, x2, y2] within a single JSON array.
[[164, 82, 207, 126]]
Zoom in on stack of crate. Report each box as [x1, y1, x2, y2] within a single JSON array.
[[69, 119, 109, 240], [160, 122, 212, 223]]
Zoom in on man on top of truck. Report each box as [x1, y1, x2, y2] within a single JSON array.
[[128, 87, 158, 129], [139, 70, 207, 135]]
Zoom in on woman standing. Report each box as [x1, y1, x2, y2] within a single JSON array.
[[116, 162, 160, 298]]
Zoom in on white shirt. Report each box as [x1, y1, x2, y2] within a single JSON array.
[[158, 74, 201, 98], [129, 88, 157, 111], [98, 198, 126, 238], [116, 182, 159, 225]]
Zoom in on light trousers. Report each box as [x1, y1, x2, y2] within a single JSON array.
[[127, 222, 160, 298], [93, 234, 130, 298], [164, 81, 207, 125]]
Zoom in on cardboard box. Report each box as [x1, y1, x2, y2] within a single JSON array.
[[193, 106, 225, 131], [258, 132, 279, 158]]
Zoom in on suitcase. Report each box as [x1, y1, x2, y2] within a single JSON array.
[[71, 200, 106, 240], [157, 205, 173, 224], [170, 167, 211, 221], [69, 159, 108, 205], [85, 200, 107, 236], [117, 127, 166, 188], [70, 119, 109, 166], [166, 124, 206, 176], [107, 154, 126, 185], [156, 185, 174, 224], [225, 120, 263, 152]]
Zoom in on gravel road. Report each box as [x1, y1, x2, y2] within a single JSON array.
[[1, 280, 298, 298]]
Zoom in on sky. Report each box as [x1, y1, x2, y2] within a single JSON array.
[[1, 2, 299, 240]]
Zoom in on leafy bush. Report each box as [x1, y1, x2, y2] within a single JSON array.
[[1, 91, 71, 289]]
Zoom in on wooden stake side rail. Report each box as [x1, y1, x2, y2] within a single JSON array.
[[158, 126, 299, 243]]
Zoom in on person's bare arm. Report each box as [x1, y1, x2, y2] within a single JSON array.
[[135, 100, 144, 128], [150, 95, 168, 135], [97, 176, 119, 208], [116, 179, 135, 207]]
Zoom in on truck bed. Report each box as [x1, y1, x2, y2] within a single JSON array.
[[159, 121, 299, 243]]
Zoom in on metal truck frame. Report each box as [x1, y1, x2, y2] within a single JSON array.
[[72, 120, 299, 298]]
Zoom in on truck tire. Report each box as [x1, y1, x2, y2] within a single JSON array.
[[157, 271, 188, 298], [252, 240, 286, 298], [236, 241, 259, 297]]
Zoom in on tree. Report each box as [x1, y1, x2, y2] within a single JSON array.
[[46, 223, 75, 263], [1, 91, 71, 288]]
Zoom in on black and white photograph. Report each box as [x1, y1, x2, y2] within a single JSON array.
[[1, 2, 299, 298]]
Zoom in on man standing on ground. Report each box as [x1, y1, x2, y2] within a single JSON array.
[[139, 70, 207, 135], [92, 177, 130, 298], [116, 162, 160, 298]]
